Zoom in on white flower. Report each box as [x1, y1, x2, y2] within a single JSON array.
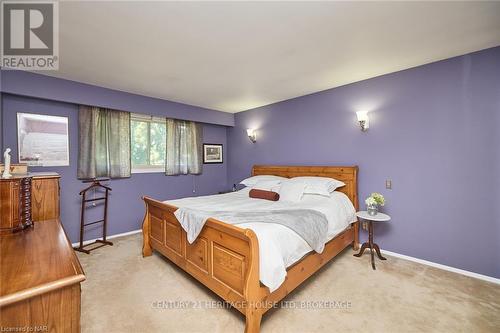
[[365, 197, 376, 206], [371, 192, 385, 206]]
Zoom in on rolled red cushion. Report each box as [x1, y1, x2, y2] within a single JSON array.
[[249, 189, 280, 201]]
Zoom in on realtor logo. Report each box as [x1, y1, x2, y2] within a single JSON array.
[[1, 1, 59, 70]]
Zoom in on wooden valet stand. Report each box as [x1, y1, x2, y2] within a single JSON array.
[[353, 211, 391, 270], [74, 178, 113, 254]]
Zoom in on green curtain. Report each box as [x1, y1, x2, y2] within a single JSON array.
[[165, 118, 202, 175], [78, 106, 131, 179]]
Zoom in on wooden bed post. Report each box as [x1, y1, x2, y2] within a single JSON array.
[[353, 221, 360, 250], [142, 199, 152, 257], [352, 166, 360, 250], [243, 229, 263, 333]]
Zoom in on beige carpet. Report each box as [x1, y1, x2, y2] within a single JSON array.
[[77, 234, 500, 333]]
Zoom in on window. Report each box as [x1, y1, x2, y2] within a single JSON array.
[[131, 114, 166, 173]]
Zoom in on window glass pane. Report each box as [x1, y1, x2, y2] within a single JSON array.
[[131, 120, 149, 166], [150, 122, 166, 166]]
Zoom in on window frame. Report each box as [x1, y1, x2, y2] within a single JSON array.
[[130, 113, 166, 174]]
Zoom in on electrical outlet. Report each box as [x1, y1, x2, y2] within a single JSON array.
[[386, 179, 392, 189]]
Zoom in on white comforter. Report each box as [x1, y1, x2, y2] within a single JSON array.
[[166, 188, 357, 292]]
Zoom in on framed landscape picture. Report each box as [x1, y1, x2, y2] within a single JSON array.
[[203, 143, 223, 164], [17, 113, 70, 166]]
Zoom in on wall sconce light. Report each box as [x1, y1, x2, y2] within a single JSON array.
[[246, 128, 257, 143], [356, 111, 370, 132]]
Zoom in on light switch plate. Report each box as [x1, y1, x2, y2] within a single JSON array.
[[386, 179, 392, 189]]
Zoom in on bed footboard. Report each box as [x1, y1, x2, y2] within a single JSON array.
[[142, 196, 263, 332]]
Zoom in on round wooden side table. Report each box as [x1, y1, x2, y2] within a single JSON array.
[[353, 211, 391, 270]]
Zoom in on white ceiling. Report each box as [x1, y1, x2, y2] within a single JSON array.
[[42, 1, 500, 113]]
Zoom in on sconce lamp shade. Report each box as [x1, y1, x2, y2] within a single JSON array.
[[356, 111, 370, 131], [247, 128, 257, 143]]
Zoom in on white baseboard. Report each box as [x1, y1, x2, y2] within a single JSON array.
[[381, 249, 500, 285], [71, 229, 142, 247]]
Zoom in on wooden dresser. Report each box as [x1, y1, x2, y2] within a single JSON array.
[[0, 219, 85, 332], [0, 173, 60, 233]]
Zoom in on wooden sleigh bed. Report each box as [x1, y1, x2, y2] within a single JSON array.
[[142, 165, 359, 333]]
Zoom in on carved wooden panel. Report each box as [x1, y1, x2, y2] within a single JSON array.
[[31, 177, 60, 222], [12, 181, 20, 228], [149, 205, 165, 219], [212, 243, 245, 295], [1, 179, 22, 232], [165, 221, 182, 256], [150, 215, 164, 244], [186, 237, 209, 273]]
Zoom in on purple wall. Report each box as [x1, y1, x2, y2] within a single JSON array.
[[1, 93, 228, 243], [227, 47, 500, 278]]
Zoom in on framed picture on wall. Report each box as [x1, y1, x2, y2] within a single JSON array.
[[17, 113, 70, 166], [203, 143, 223, 164]]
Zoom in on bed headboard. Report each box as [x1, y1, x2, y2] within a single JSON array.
[[252, 165, 359, 210]]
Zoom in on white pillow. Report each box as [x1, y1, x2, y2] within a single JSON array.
[[252, 180, 282, 191], [277, 181, 306, 203], [239, 175, 287, 187], [289, 176, 345, 196]]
